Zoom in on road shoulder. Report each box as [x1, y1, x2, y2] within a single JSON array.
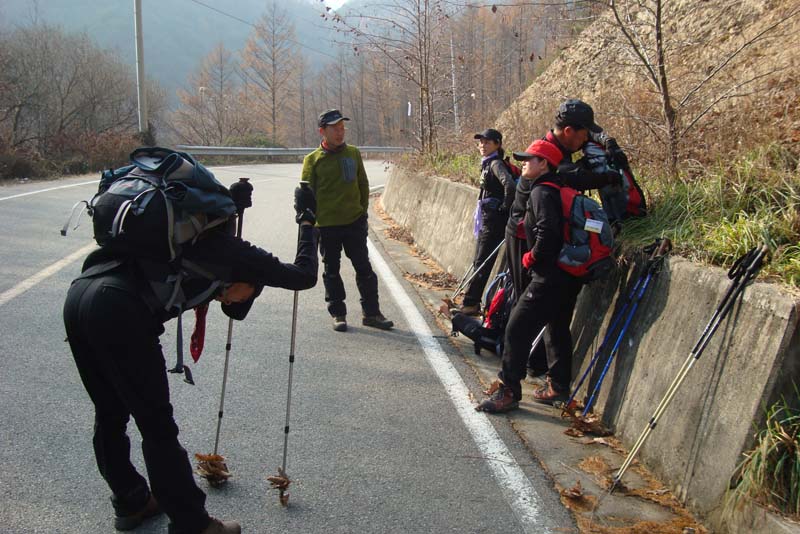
[[367, 191, 708, 534]]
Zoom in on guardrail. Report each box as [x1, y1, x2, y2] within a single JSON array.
[[175, 145, 415, 156]]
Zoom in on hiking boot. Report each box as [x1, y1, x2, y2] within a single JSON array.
[[362, 314, 394, 330], [476, 382, 519, 413], [332, 316, 347, 332], [114, 494, 162, 531], [532, 377, 568, 405], [459, 303, 481, 316], [200, 518, 241, 534]]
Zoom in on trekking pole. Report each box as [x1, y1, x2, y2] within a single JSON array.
[[195, 177, 253, 487], [564, 238, 667, 411], [611, 245, 769, 490], [582, 239, 672, 416], [450, 239, 505, 301], [268, 181, 310, 506]]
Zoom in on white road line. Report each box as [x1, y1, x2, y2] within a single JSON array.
[[0, 180, 96, 202], [367, 239, 556, 534], [0, 243, 96, 307]]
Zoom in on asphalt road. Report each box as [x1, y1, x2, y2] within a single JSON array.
[[0, 162, 573, 534]]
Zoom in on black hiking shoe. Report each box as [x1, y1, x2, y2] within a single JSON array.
[[332, 316, 348, 332], [362, 314, 394, 330], [114, 494, 162, 531], [476, 382, 519, 413]]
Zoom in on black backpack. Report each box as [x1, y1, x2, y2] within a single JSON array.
[[62, 147, 238, 383]]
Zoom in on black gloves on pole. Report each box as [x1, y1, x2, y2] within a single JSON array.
[[230, 178, 253, 213], [294, 182, 317, 225]]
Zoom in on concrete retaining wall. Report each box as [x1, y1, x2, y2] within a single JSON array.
[[382, 166, 800, 530]]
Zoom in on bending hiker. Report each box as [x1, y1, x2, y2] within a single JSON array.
[[63, 176, 318, 534], [477, 139, 582, 412], [303, 109, 393, 332], [459, 128, 516, 316]]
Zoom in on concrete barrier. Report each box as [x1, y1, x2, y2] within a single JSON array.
[[382, 166, 800, 530]]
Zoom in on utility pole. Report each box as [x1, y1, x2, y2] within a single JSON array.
[[133, 0, 149, 138]]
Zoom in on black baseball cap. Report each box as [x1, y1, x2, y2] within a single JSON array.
[[555, 99, 602, 133], [318, 109, 350, 127], [473, 128, 503, 143]]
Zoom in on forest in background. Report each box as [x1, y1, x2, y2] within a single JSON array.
[[0, 0, 594, 177]]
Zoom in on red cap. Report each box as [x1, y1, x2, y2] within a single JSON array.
[[512, 140, 562, 168]]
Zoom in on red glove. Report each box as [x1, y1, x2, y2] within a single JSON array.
[[522, 250, 535, 269]]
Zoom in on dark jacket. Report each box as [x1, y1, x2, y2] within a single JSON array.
[[505, 174, 534, 236], [544, 131, 617, 192], [79, 224, 319, 322], [523, 171, 565, 281], [479, 155, 516, 213]]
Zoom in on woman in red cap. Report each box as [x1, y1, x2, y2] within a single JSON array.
[[477, 139, 582, 412]]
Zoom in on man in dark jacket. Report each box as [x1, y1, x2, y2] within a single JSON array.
[[460, 128, 516, 316], [476, 139, 582, 413], [63, 185, 318, 534]]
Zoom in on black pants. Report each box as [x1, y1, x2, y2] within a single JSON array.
[[63, 273, 211, 534], [319, 215, 380, 317], [504, 231, 548, 374], [499, 273, 583, 399], [463, 211, 505, 307]]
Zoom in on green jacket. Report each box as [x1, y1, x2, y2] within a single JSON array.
[[301, 144, 369, 227]]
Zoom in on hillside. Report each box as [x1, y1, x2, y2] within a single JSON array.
[[495, 0, 800, 168]]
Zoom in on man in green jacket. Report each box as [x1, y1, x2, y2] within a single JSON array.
[[302, 109, 393, 332]]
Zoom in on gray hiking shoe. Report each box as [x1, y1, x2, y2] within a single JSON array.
[[459, 303, 481, 316], [114, 494, 162, 531], [362, 313, 394, 330], [333, 316, 348, 332]]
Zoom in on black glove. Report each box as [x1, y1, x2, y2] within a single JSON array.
[[230, 178, 253, 213], [604, 170, 624, 188], [604, 138, 629, 170], [294, 183, 317, 225]]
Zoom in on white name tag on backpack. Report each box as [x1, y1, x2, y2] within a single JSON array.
[[584, 218, 604, 234]]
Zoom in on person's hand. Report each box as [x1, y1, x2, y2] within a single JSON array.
[[294, 184, 316, 225], [522, 251, 535, 269], [216, 283, 256, 305], [605, 138, 629, 169], [604, 170, 624, 188], [230, 178, 253, 213]]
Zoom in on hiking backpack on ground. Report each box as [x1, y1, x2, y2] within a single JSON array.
[[451, 270, 516, 355], [581, 141, 646, 223], [539, 181, 615, 282]]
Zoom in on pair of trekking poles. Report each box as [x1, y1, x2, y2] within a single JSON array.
[[200, 178, 302, 505], [609, 244, 769, 490], [564, 238, 673, 416]]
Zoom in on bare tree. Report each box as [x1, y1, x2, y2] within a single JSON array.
[[0, 24, 163, 156], [171, 44, 252, 145], [604, 0, 800, 174], [240, 1, 300, 145], [329, 0, 452, 151]]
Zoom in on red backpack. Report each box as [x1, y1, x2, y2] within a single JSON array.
[[539, 181, 614, 281]]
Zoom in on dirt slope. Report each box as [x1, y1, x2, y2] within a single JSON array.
[[496, 0, 800, 169]]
